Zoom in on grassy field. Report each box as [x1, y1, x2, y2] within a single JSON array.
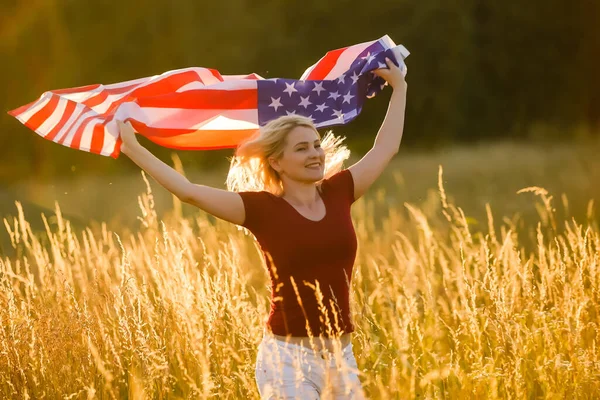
[[1, 139, 599, 398]]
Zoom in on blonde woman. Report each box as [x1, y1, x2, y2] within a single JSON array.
[[118, 57, 406, 399]]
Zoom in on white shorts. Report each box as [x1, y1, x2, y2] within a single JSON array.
[[255, 330, 367, 399]]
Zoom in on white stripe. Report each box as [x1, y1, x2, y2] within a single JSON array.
[[62, 110, 96, 147], [36, 97, 68, 137], [93, 91, 133, 114], [176, 78, 258, 92], [60, 86, 105, 103], [101, 120, 119, 156], [392, 44, 410, 59], [16, 94, 52, 123], [379, 34, 397, 49], [78, 117, 102, 152], [222, 73, 264, 80], [137, 107, 258, 129], [195, 68, 222, 86], [52, 104, 86, 144], [195, 113, 259, 130]]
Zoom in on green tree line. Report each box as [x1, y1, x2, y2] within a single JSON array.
[[0, 0, 597, 183]]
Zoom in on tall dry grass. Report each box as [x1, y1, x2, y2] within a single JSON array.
[[1, 162, 599, 398]]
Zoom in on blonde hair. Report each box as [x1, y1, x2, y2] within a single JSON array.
[[226, 115, 351, 195]]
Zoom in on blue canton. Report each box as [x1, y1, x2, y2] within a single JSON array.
[[257, 42, 404, 128]]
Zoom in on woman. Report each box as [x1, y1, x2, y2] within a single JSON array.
[[117, 57, 406, 399]]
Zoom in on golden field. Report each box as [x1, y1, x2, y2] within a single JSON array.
[[1, 139, 599, 399]]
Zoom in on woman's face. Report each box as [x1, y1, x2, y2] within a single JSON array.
[[269, 126, 325, 182]]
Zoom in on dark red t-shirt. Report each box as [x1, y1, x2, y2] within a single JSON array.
[[238, 168, 357, 337]]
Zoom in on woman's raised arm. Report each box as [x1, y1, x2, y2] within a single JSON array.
[[118, 120, 246, 226]]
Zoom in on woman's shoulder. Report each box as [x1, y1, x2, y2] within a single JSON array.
[[321, 168, 355, 203], [321, 168, 351, 189], [237, 190, 280, 209]]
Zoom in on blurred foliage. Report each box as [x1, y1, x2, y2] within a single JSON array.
[[0, 0, 598, 184]]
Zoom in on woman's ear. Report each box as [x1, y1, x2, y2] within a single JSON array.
[[268, 156, 281, 173]]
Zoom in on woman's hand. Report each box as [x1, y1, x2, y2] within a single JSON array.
[[116, 120, 140, 154], [373, 57, 407, 92]]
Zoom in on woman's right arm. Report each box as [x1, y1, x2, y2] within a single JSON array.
[[118, 120, 246, 226]]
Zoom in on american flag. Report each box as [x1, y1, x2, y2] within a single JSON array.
[[8, 35, 408, 159]]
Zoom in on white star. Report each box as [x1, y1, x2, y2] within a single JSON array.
[[308, 115, 314, 121], [366, 54, 376, 64], [332, 109, 344, 119], [377, 61, 387, 69], [360, 52, 370, 60], [350, 72, 359, 84], [342, 91, 354, 104], [315, 103, 329, 112], [312, 82, 325, 96], [298, 96, 312, 109], [269, 97, 283, 111], [336, 74, 346, 84], [283, 82, 298, 96], [328, 91, 340, 100], [286, 110, 297, 116]]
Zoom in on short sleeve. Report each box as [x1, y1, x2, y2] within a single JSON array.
[[323, 169, 356, 205], [237, 191, 270, 233]]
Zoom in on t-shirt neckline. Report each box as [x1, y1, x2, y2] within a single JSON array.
[[276, 189, 327, 223]]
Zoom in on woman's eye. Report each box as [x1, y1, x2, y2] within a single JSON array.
[[296, 145, 320, 151]]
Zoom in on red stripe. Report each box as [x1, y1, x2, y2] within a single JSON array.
[[127, 70, 201, 98], [110, 138, 122, 159], [136, 88, 257, 109], [103, 82, 144, 94], [7, 100, 38, 117], [70, 114, 98, 149], [57, 108, 88, 145], [306, 47, 347, 80], [80, 82, 142, 106], [81, 82, 143, 109], [210, 68, 222, 81], [45, 101, 76, 141], [101, 71, 219, 114], [25, 95, 60, 131], [24, 96, 59, 131], [82, 90, 109, 108], [89, 121, 106, 155]]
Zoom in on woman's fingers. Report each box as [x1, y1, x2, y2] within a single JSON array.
[[372, 56, 406, 90]]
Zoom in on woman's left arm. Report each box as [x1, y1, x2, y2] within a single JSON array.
[[348, 58, 407, 201]]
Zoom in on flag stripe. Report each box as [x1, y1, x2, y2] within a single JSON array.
[[90, 120, 106, 154], [26, 94, 60, 131], [323, 43, 374, 80], [45, 101, 77, 141], [16, 95, 52, 124], [136, 88, 258, 109], [304, 47, 347, 81], [38, 97, 68, 136]]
